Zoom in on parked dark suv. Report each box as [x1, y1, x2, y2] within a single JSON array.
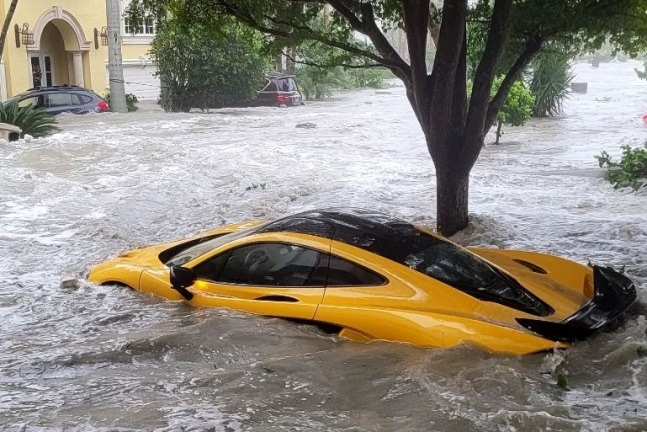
[[6, 85, 110, 115], [255, 72, 303, 107]]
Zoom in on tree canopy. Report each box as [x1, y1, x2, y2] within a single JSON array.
[[152, 17, 267, 111], [129, 0, 647, 235]]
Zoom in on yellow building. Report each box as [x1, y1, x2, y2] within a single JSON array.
[[0, 0, 160, 101]]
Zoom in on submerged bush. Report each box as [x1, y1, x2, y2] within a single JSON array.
[[103, 91, 139, 112], [595, 144, 647, 190], [152, 19, 268, 112], [467, 76, 534, 144], [0, 102, 60, 138], [530, 48, 574, 117], [491, 76, 534, 144]]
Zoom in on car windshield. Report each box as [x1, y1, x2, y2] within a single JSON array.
[[165, 225, 261, 267], [395, 233, 552, 316]]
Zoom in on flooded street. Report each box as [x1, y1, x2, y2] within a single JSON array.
[[1, 61, 646, 431]]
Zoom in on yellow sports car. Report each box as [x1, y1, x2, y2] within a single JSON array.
[[88, 209, 636, 355]]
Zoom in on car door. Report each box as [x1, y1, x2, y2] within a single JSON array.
[[187, 242, 328, 320], [313, 250, 412, 342]]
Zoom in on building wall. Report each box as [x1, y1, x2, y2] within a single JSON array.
[[0, 0, 153, 99]]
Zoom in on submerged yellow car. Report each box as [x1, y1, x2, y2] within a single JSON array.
[[88, 209, 636, 355]]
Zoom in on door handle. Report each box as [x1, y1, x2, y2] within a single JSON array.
[[255, 295, 299, 303]]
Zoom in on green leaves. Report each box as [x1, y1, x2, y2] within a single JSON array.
[[595, 144, 647, 190], [294, 38, 389, 100], [468, 75, 534, 143], [493, 76, 534, 128], [530, 47, 574, 118], [0, 102, 60, 138], [103, 91, 139, 112], [151, 12, 269, 112]]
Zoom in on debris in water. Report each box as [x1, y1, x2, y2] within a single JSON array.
[[60, 275, 79, 289], [556, 372, 569, 390]]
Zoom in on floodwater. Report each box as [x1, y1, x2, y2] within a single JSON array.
[[1, 61, 646, 431]]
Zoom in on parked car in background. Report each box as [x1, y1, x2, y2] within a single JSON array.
[[5, 85, 109, 115], [255, 72, 303, 107]]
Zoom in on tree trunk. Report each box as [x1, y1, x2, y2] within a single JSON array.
[[0, 0, 19, 62], [435, 164, 470, 236], [495, 122, 502, 144]]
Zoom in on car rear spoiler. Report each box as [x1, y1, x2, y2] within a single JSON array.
[[516, 266, 637, 342]]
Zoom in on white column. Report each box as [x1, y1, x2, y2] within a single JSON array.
[[72, 52, 84, 87]]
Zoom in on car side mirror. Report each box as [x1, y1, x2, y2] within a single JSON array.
[[169, 266, 196, 300]]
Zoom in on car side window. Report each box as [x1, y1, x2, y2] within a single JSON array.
[[79, 94, 93, 103], [17, 96, 42, 108], [72, 94, 84, 105], [47, 93, 75, 107], [207, 243, 323, 287], [263, 79, 277, 92], [192, 250, 231, 282], [326, 255, 386, 286]]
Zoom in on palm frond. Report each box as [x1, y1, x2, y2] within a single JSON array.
[[0, 102, 61, 138]]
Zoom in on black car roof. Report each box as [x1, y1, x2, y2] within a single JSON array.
[[258, 208, 419, 253], [258, 208, 553, 316]]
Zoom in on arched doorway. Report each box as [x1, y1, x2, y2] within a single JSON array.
[[28, 7, 90, 88]]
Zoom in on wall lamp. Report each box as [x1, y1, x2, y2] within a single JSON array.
[[100, 27, 108, 46], [15, 23, 35, 48], [94, 27, 109, 49]]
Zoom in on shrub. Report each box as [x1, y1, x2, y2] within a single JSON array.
[[492, 76, 534, 144], [0, 102, 60, 138], [468, 76, 534, 144], [103, 91, 139, 112], [595, 144, 647, 190], [152, 19, 268, 112], [530, 48, 574, 117]]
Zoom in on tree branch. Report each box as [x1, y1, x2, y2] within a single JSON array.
[[215, 0, 408, 73], [327, 0, 411, 81], [216, 1, 402, 69], [485, 37, 543, 130], [429, 0, 467, 141], [402, 0, 431, 122], [281, 49, 383, 69], [464, 0, 513, 141], [0, 0, 19, 61]]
